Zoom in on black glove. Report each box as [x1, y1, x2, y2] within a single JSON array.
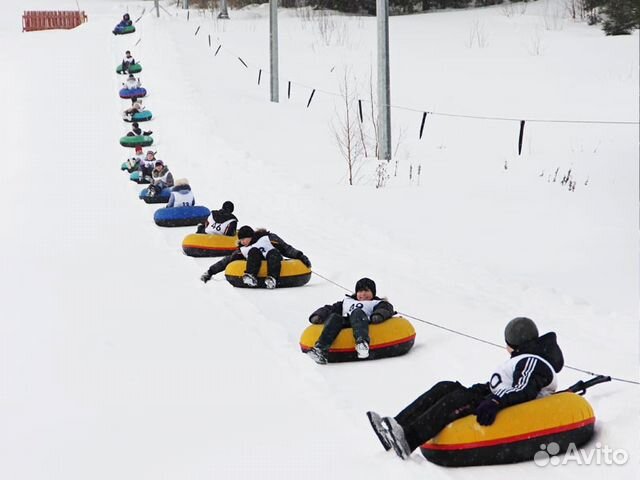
[[370, 313, 384, 324], [299, 255, 312, 268], [309, 315, 323, 324], [475, 396, 501, 426], [200, 272, 212, 283]]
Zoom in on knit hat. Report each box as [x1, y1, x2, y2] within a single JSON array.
[[355, 277, 376, 297], [175, 178, 189, 187], [222, 201, 234, 213], [135, 146, 143, 153], [237, 225, 254, 240], [504, 317, 539, 348], [154, 159, 164, 166]]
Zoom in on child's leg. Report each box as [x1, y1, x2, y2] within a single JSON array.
[[315, 313, 346, 352], [244, 248, 262, 276], [348, 309, 370, 344], [265, 249, 283, 278]]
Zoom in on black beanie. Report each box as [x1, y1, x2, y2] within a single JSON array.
[[237, 225, 254, 240], [222, 201, 234, 213], [355, 277, 376, 297], [504, 317, 539, 348]]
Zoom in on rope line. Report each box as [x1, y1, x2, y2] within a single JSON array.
[[311, 272, 640, 385]]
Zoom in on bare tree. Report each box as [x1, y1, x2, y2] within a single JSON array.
[[332, 71, 363, 186]]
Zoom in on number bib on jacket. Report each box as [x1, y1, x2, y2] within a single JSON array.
[[240, 235, 274, 258], [489, 354, 557, 399], [205, 215, 236, 235], [172, 190, 194, 207], [342, 297, 381, 318]]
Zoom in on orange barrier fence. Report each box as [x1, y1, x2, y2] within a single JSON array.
[[22, 11, 88, 32]]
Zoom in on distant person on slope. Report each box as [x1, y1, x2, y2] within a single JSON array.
[[136, 150, 157, 182], [366, 317, 564, 460], [116, 13, 132, 27], [123, 97, 145, 120], [196, 201, 238, 236], [147, 160, 174, 197], [121, 50, 136, 74], [125, 145, 144, 171], [126, 121, 152, 137], [122, 74, 141, 90], [199, 226, 311, 288], [166, 178, 195, 208], [306, 277, 394, 364]]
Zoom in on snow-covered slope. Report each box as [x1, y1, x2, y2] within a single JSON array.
[[0, 0, 637, 478]]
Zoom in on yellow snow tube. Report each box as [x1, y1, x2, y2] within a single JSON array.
[[420, 392, 595, 466], [182, 233, 238, 257], [225, 259, 311, 288], [299, 316, 416, 362]]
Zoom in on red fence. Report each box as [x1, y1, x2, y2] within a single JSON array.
[[22, 11, 88, 32]]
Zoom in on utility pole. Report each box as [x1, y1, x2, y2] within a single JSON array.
[[269, 0, 279, 103], [376, 0, 392, 160], [154, 0, 159, 17], [218, 0, 230, 19]]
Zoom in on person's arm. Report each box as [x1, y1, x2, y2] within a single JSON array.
[[309, 301, 343, 324], [492, 357, 555, 408], [166, 193, 175, 208], [370, 300, 394, 323]]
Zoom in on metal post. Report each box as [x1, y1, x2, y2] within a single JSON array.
[[184, 0, 189, 9], [269, 0, 279, 103], [218, 0, 230, 19], [376, 0, 392, 160], [154, 0, 159, 17]]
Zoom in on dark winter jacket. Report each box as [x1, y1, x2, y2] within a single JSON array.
[[206, 229, 308, 276], [208, 209, 238, 235], [487, 332, 564, 409], [246, 229, 307, 260], [309, 294, 395, 325]]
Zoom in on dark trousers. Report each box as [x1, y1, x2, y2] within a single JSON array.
[[315, 310, 370, 351], [396, 381, 489, 451], [245, 248, 283, 278]]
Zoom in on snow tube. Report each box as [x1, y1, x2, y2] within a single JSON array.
[[120, 135, 153, 148], [119, 87, 147, 99], [129, 171, 149, 183], [225, 259, 311, 288], [113, 25, 135, 35], [124, 110, 152, 122], [419, 392, 595, 467], [182, 233, 239, 257], [299, 317, 416, 362], [116, 64, 142, 74], [139, 187, 171, 204], [153, 206, 210, 227]]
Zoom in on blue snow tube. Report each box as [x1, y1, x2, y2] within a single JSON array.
[[119, 87, 147, 99], [153, 206, 210, 227], [124, 110, 152, 122], [139, 187, 171, 204]]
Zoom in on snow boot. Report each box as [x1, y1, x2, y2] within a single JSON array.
[[382, 417, 411, 460], [366, 411, 391, 451], [242, 273, 258, 287], [264, 276, 277, 289], [355, 341, 370, 359], [306, 347, 328, 365]]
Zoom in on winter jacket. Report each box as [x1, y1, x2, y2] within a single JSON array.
[[486, 332, 564, 409], [242, 229, 306, 260], [151, 165, 174, 189], [117, 19, 132, 27], [124, 78, 141, 89], [166, 185, 195, 208], [121, 56, 136, 69], [309, 294, 395, 325], [204, 209, 238, 236]]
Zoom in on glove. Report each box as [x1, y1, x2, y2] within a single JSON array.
[[200, 272, 212, 283], [309, 315, 323, 324], [370, 313, 384, 324], [475, 396, 501, 426], [299, 255, 312, 268]]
